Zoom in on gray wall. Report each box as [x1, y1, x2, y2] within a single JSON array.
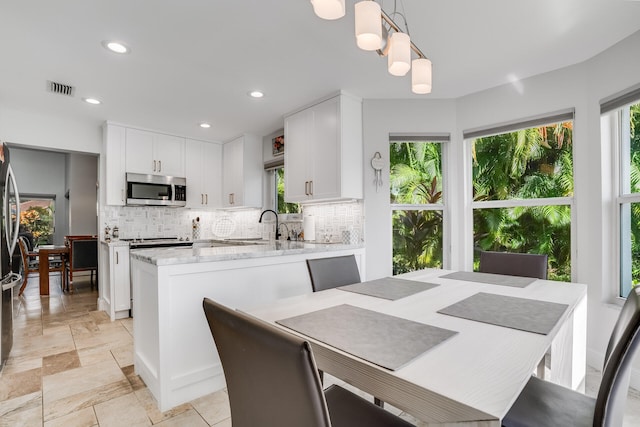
[[9, 147, 67, 245], [67, 153, 98, 235], [9, 147, 98, 244]]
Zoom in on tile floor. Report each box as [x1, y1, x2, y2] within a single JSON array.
[[1, 272, 640, 426]]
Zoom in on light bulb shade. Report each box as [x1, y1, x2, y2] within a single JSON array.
[[311, 0, 345, 20], [412, 58, 432, 94], [355, 1, 382, 51], [388, 32, 411, 76]]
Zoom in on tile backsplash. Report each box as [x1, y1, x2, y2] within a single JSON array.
[[101, 200, 364, 243]]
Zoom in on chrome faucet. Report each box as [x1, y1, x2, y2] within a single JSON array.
[[259, 209, 280, 240]]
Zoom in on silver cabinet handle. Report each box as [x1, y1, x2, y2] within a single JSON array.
[[158, 160, 162, 172], [153, 160, 157, 172], [305, 181, 309, 195], [116, 251, 119, 264], [309, 181, 313, 196], [201, 194, 204, 204], [205, 194, 208, 205], [121, 189, 125, 203]]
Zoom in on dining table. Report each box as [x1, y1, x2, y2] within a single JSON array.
[[37, 245, 69, 295], [246, 268, 587, 426]]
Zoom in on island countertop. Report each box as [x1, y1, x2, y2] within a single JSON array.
[[129, 240, 364, 266]]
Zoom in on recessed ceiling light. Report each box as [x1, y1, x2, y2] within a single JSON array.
[[248, 90, 264, 98], [102, 40, 130, 54], [83, 97, 101, 105], [199, 123, 211, 129]]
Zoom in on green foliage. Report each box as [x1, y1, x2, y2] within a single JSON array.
[[628, 104, 640, 287], [20, 206, 53, 245], [276, 168, 299, 214]]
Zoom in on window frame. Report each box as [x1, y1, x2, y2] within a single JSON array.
[[464, 116, 576, 281], [389, 136, 449, 272]]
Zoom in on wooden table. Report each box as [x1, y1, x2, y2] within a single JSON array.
[[247, 268, 587, 426], [37, 245, 68, 295]]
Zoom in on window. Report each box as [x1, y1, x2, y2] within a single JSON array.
[[20, 196, 56, 246], [390, 135, 447, 274], [275, 167, 299, 214], [467, 113, 574, 281], [611, 100, 640, 297]]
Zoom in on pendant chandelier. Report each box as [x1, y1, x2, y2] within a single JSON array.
[[311, 0, 432, 95]]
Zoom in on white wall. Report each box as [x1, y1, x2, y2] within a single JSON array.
[[362, 30, 640, 385]]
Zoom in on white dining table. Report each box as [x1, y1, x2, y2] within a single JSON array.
[[246, 268, 587, 426]]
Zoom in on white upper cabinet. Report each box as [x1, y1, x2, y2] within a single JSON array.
[[222, 134, 262, 208], [103, 123, 126, 206], [125, 128, 185, 177], [284, 92, 363, 203], [186, 139, 222, 208]]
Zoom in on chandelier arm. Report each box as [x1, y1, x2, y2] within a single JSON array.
[[379, 7, 426, 60]]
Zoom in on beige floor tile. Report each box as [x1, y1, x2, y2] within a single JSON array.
[[69, 320, 100, 336], [43, 406, 97, 427], [72, 324, 132, 352], [12, 327, 75, 360], [212, 417, 232, 427], [110, 344, 133, 368], [121, 365, 146, 392], [1, 354, 42, 375], [43, 379, 132, 422], [119, 317, 134, 335], [77, 346, 117, 367], [154, 408, 209, 427], [0, 405, 42, 427], [134, 387, 192, 424], [0, 367, 42, 400], [190, 390, 231, 426], [42, 349, 81, 376], [94, 392, 151, 427], [0, 390, 41, 420], [43, 358, 126, 404]]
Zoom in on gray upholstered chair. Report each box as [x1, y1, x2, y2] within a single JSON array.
[[306, 255, 361, 292], [202, 297, 414, 427], [503, 287, 640, 426], [479, 250, 548, 279]]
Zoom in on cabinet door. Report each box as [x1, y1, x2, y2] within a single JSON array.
[[309, 97, 340, 200], [202, 142, 222, 207], [104, 124, 126, 206], [222, 137, 242, 207], [112, 246, 130, 311], [155, 134, 185, 177], [185, 140, 205, 208], [284, 109, 312, 202], [125, 128, 155, 174]]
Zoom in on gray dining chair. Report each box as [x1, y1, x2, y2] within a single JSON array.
[[479, 250, 548, 279], [306, 255, 361, 292], [202, 297, 415, 427], [502, 286, 640, 426]]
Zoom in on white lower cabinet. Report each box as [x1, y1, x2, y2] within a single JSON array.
[[99, 242, 131, 320]]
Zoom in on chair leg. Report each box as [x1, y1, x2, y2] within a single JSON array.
[[18, 269, 29, 296]]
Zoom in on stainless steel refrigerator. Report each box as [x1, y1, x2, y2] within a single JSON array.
[[0, 143, 23, 370]]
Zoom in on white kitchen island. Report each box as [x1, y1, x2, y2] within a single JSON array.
[[130, 241, 365, 411]]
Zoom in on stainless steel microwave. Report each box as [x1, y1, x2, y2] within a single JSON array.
[[126, 173, 187, 207]]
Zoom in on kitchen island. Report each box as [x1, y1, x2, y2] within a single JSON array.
[[130, 240, 365, 411]]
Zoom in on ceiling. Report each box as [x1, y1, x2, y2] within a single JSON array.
[[1, 0, 639, 143]]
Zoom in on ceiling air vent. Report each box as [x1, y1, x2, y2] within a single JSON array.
[[47, 80, 75, 97]]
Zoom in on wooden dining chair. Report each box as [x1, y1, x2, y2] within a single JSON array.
[[479, 250, 548, 279], [503, 286, 640, 426], [202, 297, 414, 427], [306, 255, 361, 292], [17, 237, 66, 295]]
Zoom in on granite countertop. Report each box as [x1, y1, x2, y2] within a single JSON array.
[[129, 240, 364, 266]]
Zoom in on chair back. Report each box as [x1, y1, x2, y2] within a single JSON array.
[[594, 287, 640, 426], [69, 238, 98, 270], [478, 250, 548, 279], [306, 255, 361, 292], [17, 237, 30, 271], [202, 298, 331, 427]]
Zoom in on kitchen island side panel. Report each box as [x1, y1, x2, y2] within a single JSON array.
[[132, 249, 365, 411]]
